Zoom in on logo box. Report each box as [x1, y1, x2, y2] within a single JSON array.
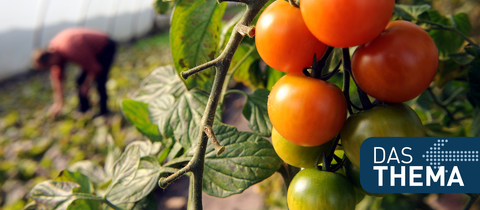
[[360, 137, 480, 193]]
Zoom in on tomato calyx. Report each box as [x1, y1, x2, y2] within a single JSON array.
[[302, 46, 344, 81]]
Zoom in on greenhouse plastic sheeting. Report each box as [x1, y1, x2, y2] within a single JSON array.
[[0, 0, 156, 80]]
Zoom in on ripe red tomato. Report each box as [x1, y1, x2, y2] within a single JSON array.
[[268, 73, 347, 147], [255, 0, 327, 73], [300, 0, 395, 48], [352, 20, 439, 103]]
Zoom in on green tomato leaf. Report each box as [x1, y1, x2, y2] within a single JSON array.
[[231, 44, 264, 89], [67, 161, 106, 186], [196, 123, 282, 198], [106, 145, 141, 202], [131, 193, 158, 210], [54, 171, 100, 210], [104, 135, 122, 180], [466, 45, 480, 108], [153, 0, 174, 14], [427, 11, 471, 59], [171, 0, 227, 89], [394, 4, 431, 20], [472, 108, 480, 137], [127, 140, 162, 158], [218, 11, 244, 55], [243, 89, 272, 137], [265, 67, 286, 91], [133, 66, 185, 102], [435, 59, 468, 88], [29, 181, 102, 210], [157, 89, 221, 151], [106, 156, 162, 205], [449, 52, 475, 65], [122, 99, 163, 143], [132, 65, 222, 152]]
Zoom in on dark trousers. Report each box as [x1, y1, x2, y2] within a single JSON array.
[[76, 38, 117, 114]]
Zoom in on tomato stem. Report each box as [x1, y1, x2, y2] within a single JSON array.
[[320, 60, 342, 80], [311, 46, 334, 79], [342, 65, 354, 115], [426, 87, 455, 124], [315, 135, 344, 172], [342, 48, 373, 110]]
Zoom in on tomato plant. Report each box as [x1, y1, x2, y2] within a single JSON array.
[[19, 0, 480, 209], [287, 167, 356, 210], [300, 0, 395, 48], [341, 103, 426, 168], [352, 20, 439, 103], [255, 0, 327, 73], [268, 73, 347, 147], [272, 127, 333, 168]]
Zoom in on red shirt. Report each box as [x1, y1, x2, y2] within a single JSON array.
[[48, 28, 108, 80]]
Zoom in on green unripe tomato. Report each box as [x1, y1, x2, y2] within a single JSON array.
[[272, 128, 333, 168], [288, 168, 356, 210], [336, 167, 365, 204], [341, 103, 425, 168], [343, 158, 391, 197]]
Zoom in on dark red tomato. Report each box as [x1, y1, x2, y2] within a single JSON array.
[[255, 0, 327, 73], [341, 103, 426, 169], [352, 20, 439, 103], [288, 168, 356, 210], [268, 73, 347, 147], [300, 0, 395, 48]]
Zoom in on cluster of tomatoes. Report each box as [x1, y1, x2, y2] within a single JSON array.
[[256, 0, 439, 209]]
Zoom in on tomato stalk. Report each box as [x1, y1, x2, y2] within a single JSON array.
[[342, 64, 354, 115], [342, 48, 373, 110], [158, 0, 271, 209], [315, 135, 344, 172]]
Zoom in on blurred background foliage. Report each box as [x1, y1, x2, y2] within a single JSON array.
[[1, 0, 480, 209], [0, 32, 172, 210]]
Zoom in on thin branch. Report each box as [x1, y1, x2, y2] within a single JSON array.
[[181, 59, 219, 80], [159, 0, 271, 209], [342, 68, 353, 115], [204, 125, 225, 155], [235, 24, 255, 38], [320, 60, 342, 81], [426, 87, 455, 121], [417, 19, 478, 47], [224, 89, 249, 97]]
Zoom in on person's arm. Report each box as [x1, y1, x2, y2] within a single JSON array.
[[49, 64, 64, 118]]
